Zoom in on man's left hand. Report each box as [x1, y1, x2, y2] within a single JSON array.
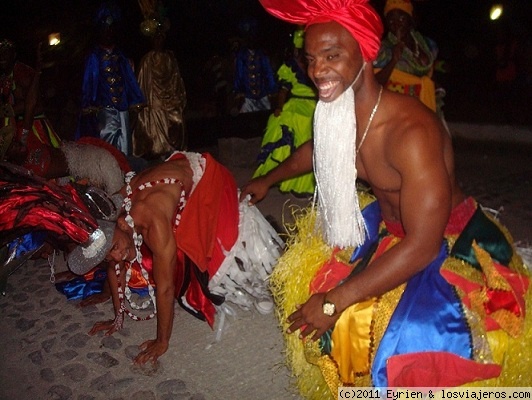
[[287, 293, 339, 341], [134, 339, 169, 365], [88, 313, 123, 336]]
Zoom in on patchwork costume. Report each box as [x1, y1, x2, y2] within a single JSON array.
[[271, 194, 530, 398], [373, 32, 439, 112]]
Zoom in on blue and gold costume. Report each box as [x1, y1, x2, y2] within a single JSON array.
[[78, 45, 145, 156], [233, 47, 277, 113]]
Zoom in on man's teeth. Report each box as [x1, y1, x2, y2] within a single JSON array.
[[318, 81, 338, 98], [320, 82, 335, 90]]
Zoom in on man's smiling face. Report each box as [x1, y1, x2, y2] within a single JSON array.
[[305, 21, 363, 103]]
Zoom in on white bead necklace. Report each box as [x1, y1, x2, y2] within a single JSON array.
[[115, 172, 186, 321]]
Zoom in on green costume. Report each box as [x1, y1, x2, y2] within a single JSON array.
[[253, 58, 317, 195]]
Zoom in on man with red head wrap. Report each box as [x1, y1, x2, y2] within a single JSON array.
[[259, 0, 383, 62], [241, 0, 531, 396]]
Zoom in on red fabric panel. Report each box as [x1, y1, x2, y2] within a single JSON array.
[[174, 153, 238, 275], [387, 351, 502, 387]]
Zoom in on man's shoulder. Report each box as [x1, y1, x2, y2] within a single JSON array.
[[384, 92, 428, 123], [382, 95, 442, 140]]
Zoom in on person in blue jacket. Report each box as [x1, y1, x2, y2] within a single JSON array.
[[78, 1, 145, 157]]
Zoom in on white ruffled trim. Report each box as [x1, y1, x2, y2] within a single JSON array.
[[166, 151, 205, 194], [209, 193, 284, 314]]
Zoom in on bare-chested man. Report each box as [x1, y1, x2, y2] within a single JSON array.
[[240, 0, 530, 393]]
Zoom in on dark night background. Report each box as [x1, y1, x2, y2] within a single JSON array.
[[3, 0, 531, 142]]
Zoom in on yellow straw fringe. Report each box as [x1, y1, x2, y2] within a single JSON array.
[[270, 206, 334, 400], [270, 190, 375, 399]]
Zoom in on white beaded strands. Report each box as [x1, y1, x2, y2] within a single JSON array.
[[114, 171, 187, 322]]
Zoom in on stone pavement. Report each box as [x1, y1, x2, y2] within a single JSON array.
[[0, 124, 531, 400]]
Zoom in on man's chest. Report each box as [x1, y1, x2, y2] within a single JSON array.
[[356, 157, 401, 194]]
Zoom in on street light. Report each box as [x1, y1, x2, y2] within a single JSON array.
[[489, 4, 503, 21], [48, 33, 61, 46]]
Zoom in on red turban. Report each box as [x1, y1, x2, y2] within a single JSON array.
[[259, 0, 383, 61]]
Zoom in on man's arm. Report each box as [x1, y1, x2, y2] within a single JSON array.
[[288, 119, 452, 339], [134, 206, 178, 365], [239, 139, 314, 203], [273, 86, 289, 117], [88, 261, 125, 335]]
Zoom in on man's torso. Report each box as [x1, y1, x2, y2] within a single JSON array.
[[355, 94, 463, 222], [122, 158, 194, 228]]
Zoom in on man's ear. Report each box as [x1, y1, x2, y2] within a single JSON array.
[[117, 217, 129, 232]]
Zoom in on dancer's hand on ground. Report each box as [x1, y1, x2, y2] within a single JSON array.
[[89, 313, 123, 336], [286, 293, 339, 341], [134, 339, 169, 365], [239, 176, 271, 204]]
